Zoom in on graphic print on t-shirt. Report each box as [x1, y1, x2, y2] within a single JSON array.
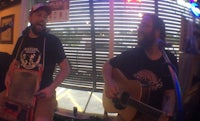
[[20, 47, 41, 70], [133, 69, 163, 91]]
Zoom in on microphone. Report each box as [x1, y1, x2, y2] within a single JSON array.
[[157, 39, 171, 49]]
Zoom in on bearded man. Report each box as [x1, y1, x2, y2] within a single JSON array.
[[102, 13, 177, 121], [0, 3, 70, 121]]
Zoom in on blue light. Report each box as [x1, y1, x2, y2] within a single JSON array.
[[190, 2, 200, 17]]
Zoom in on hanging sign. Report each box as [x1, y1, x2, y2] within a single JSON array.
[[48, 0, 69, 22]]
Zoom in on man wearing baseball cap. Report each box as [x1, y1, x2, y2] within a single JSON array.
[[28, 3, 52, 36], [0, 3, 70, 121], [30, 3, 52, 16]]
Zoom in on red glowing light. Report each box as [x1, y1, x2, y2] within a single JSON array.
[[125, 0, 141, 3]]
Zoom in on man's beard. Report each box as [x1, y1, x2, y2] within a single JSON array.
[[138, 31, 155, 49], [30, 24, 46, 36]]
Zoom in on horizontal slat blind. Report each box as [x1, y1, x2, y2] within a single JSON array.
[[93, 0, 110, 90], [33, 0, 198, 92], [47, 0, 96, 91], [113, 0, 155, 55], [157, 0, 192, 60]]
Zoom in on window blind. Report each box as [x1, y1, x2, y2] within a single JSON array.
[[33, 0, 198, 92]]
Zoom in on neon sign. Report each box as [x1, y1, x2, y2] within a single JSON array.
[[190, 2, 200, 17]]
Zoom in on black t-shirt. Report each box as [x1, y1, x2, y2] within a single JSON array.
[[110, 47, 178, 110], [12, 33, 66, 89]]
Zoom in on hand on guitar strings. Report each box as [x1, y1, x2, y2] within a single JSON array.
[[105, 79, 120, 99]]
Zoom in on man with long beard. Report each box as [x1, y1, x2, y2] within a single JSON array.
[[102, 13, 177, 121], [0, 3, 70, 121]]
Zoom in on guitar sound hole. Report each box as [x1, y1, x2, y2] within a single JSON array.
[[121, 92, 129, 105], [112, 98, 125, 110]]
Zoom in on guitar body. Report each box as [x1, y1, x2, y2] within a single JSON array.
[[102, 68, 150, 121]]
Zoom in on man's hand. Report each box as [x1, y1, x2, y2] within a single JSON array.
[[105, 79, 119, 99], [34, 86, 54, 98]]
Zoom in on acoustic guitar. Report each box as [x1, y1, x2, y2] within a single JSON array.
[[102, 68, 166, 121]]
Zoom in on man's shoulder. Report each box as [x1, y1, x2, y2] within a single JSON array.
[[165, 50, 176, 58], [165, 50, 178, 65], [45, 33, 61, 44], [117, 47, 144, 59], [45, 33, 59, 40], [123, 47, 143, 54]]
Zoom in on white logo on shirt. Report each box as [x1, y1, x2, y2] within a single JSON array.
[[20, 47, 41, 69], [134, 69, 163, 90]]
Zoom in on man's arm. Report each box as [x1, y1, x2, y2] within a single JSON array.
[[159, 89, 176, 121], [102, 60, 119, 99], [49, 58, 70, 90], [162, 89, 176, 116], [37, 58, 70, 98], [102, 60, 113, 85]]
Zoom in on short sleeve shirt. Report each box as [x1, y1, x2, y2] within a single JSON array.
[[110, 47, 178, 110], [12, 34, 66, 89]]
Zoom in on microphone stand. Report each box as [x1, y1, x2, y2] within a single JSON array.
[[159, 45, 183, 121]]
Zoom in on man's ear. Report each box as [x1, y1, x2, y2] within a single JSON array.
[[28, 15, 32, 22], [28, 16, 30, 21]]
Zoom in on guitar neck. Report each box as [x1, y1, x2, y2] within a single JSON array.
[[127, 97, 165, 118]]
